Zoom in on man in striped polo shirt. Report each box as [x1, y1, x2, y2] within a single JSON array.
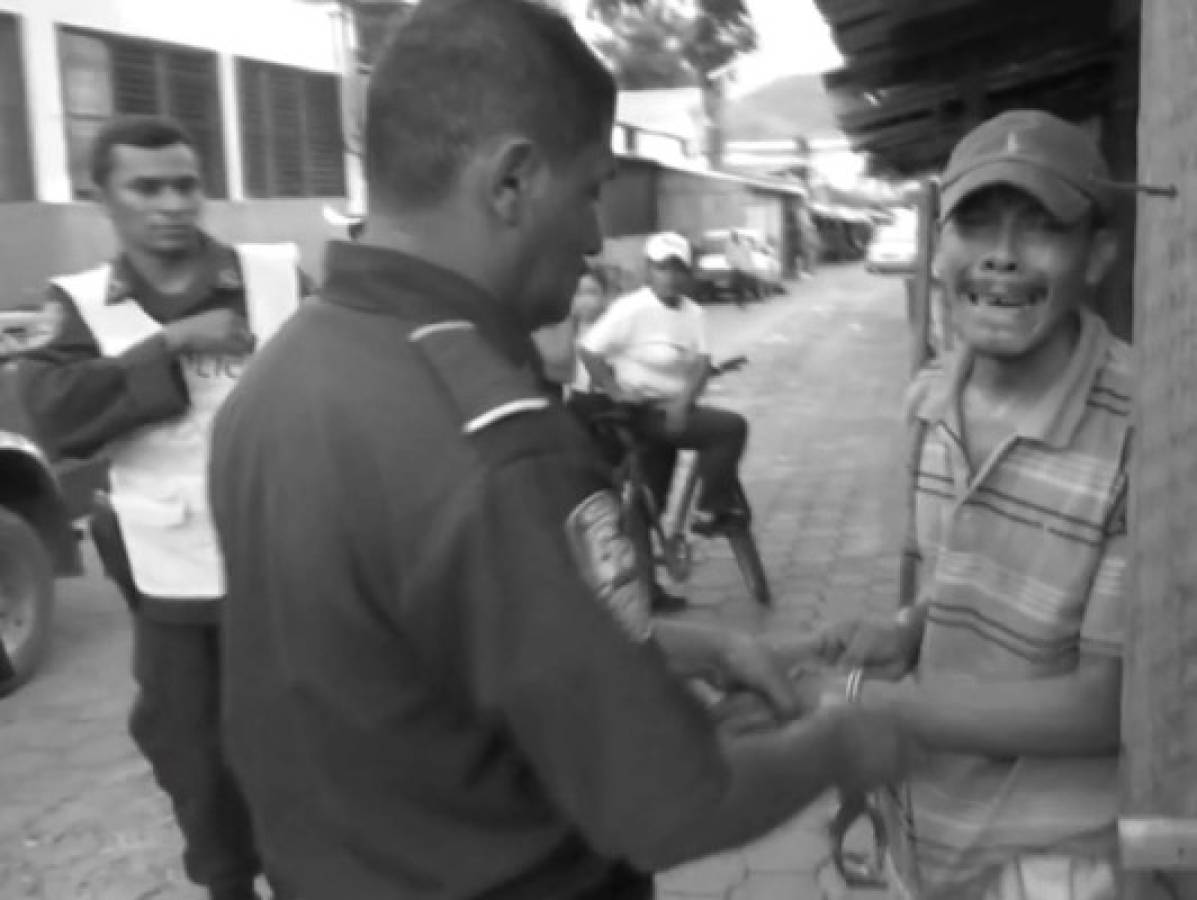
[[794, 110, 1137, 899]]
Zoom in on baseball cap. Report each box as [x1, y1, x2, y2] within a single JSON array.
[[939, 110, 1114, 224], [644, 231, 692, 268]]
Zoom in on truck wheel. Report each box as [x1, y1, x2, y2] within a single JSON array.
[[0, 507, 55, 696]]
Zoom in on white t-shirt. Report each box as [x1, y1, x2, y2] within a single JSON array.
[[571, 322, 594, 393], [580, 287, 708, 401]]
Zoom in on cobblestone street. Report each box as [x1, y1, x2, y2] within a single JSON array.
[[656, 262, 909, 900], [0, 263, 912, 900]]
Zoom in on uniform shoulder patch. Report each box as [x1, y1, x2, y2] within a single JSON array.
[[564, 490, 652, 642], [0, 299, 64, 355], [410, 320, 550, 434]]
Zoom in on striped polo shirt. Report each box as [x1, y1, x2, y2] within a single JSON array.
[[887, 307, 1132, 899]]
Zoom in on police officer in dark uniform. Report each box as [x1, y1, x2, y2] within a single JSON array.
[[20, 116, 312, 900], [209, 3, 917, 898]]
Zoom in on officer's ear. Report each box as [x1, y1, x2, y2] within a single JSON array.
[[481, 136, 549, 228]]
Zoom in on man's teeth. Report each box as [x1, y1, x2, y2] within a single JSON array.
[[965, 290, 1043, 307]]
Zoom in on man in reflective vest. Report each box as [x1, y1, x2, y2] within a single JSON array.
[[20, 115, 308, 900]]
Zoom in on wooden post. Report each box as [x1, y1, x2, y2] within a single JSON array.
[[906, 179, 939, 375], [1122, 2, 1197, 897]]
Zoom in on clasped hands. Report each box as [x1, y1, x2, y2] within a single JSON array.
[[697, 614, 921, 736]]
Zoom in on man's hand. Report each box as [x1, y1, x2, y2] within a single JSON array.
[[787, 666, 849, 716], [656, 623, 800, 724], [704, 690, 783, 737], [716, 632, 801, 719], [685, 634, 795, 737], [761, 630, 828, 676], [824, 704, 920, 794], [787, 662, 921, 792], [816, 616, 921, 681], [162, 310, 255, 356]]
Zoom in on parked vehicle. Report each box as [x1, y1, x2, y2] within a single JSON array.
[[865, 215, 918, 275], [694, 228, 784, 303], [0, 309, 84, 695], [810, 204, 874, 261]]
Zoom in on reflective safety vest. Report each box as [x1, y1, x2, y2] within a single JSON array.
[[52, 244, 301, 598]]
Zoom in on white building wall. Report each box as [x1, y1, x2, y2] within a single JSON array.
[[633, 131, 692, 166], [0, 0, 340, 70], [0, 0, 344, 201], [742, 196, 782, 248]]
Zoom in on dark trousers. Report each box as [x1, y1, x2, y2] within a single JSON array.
[[130, 617, 260, 890], [90, 499, 260, 892], [566, 392, 678, 512], [635, 404, 748, 514]]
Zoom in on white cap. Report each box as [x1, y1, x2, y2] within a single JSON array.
[[643, 231, 692, 268]]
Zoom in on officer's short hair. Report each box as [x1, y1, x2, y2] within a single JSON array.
[[365, 0, 616, 210], [90, 115, 197, 189]]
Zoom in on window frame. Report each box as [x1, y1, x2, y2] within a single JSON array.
[[57, 25, 227, 199], [235, 56, 347, 199], [0, 12, 35, 202]]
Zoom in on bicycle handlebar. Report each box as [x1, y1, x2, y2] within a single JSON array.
[[585, 356, 749, 430], [709, 354, 748, 376]]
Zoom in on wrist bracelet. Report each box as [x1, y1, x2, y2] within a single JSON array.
[[844, 667, 865, 704]]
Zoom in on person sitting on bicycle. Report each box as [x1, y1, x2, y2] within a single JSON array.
[[564, 267, 684, 613], [577, 231, 749, 537]]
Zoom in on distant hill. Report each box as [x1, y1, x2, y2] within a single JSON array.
[[725, 73, 840, 141]]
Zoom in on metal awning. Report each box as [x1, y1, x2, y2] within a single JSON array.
[[616, 152, 810, 198], [812, 0, 1126, 175]]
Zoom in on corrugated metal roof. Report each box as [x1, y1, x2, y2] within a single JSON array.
[[615, 88, 704, 143], [811, 0, 1126, 174], [616, 151, 808, 199]]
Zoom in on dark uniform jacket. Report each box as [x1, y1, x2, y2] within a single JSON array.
[[19, 234, 311, 621], [208, 242, 730, 900]]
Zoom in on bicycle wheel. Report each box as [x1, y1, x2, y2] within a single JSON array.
[[727, 525, 771, 607], [727, 481, 769, 606], [620, 459, 679, 586]]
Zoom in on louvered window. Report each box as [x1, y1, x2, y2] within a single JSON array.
[[0, 13, 34, 201], [237, 59, 346, 198], [59, 28, 226, 198]]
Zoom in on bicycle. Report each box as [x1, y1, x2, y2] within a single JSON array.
[[587, 356, 772, 608]]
